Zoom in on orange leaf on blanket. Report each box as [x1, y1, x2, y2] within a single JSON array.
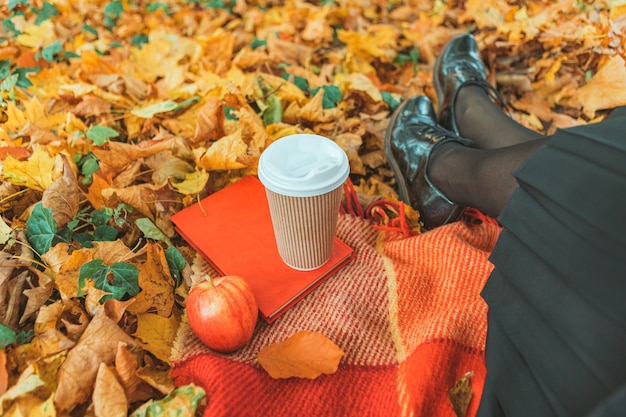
[[257, 331, 344, 379]]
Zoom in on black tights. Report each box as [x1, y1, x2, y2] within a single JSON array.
[[428, 86, 549, 218]]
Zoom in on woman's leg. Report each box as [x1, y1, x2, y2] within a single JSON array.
[[428, 136, 548, 218], [453, 85, 544, 149]]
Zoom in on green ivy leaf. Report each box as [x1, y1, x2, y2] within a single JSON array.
[[14, 68, 41, 88], [2, 18, 21, 37], [262, 95, 282, 125], [78, 259, 140, 301], [83, 23, 98, 36], [77, 152, 100, 185], [86, 125, 119, 145], [281, 72, 309, 91], [104, 1, 124, 28], [165, 246, 185, 287], [0, 323, 17, 349], [25, 203, 57, 256], [310, 85, 342, 109], [8, 0, 29, 11], [381, 92, 401, 112], [35, 1, 59, 25], [250, 37, 267, 50], [223, 105, 238, 120], [93, 225, 118, 241], [135, 217, 172, 247], [131, 34, 149, 49], [147, 2, 169, 14], [0, 60, 10, 79], [108, 262, 140, 296], [39, 40, 63, 63]]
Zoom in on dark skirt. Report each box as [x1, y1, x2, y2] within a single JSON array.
[[477, 106, 626, 417]]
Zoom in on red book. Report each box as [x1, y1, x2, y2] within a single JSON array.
[[170, 176, 353, 323]]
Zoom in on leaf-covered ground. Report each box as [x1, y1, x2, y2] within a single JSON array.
[[1, 0, 625, 415]]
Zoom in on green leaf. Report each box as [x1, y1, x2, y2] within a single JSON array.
[[381, 92, 401, 112], [262, 95, 282, 125], [282, 72, 308, 91], [25, 203, 57, 256], [14, 67, 40, 88], [83, 23, 98, 36], [17, 329, 34, 345], [131, 34, 149, 49], [135, 217, 172, 247], [78, 260, 140, 301], [394, 46, 420, 74], [39, 40, 63, 63], [131, 101, 178, 118], [130, 384, 206, 417], [0, 323, 17, 349], [165, 246, 185, 287], [86, 125, 119, 145], [8, 0, 29, 11], [108, 262, 140, 297], [78, 259, 105, 296], [93, 225, 118, 241], [0, 74, 19, 92], [77, 152, 100, 185], [35, 1, 58, 25], [223, 105, 238, 120], [104, 1, 124, 19], [147, 2, 169, 14], [310, 85, 342, 109], [2, 18, 21, 37], [250, 37, 267, 50], [0, 60, 10, 79]]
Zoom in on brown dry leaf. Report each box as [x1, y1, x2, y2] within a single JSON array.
[[20, 269, 54, 325], [115, 342, 143, 402], [26, 300, 87, 360], [192, 96, 225, 143], [449, 371, 474, 417], [54, 248, 94, 300], [257, 331, 344, 379], [93, 363, 128, 417], [198, 130, 249, 170], [136, 363, 175, 395], [41, 154, 81, 229], [267, 35, 312, 66], [54, 308, 140, 411], [335, 133, 366, 176], [577, 55, 626, 118], [127, 242, 175, 317]]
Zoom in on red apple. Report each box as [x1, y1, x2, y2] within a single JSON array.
[[186, 274, 258, 353]]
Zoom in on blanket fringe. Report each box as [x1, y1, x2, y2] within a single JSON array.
[[341, 178, 420, 237]]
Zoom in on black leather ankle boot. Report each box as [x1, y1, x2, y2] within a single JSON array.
[[384, 96, 472, 230]]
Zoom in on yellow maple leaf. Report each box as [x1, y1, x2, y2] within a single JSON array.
[[15, 20, 55, 48], [2, 148, 60, 191], [133, 306, 182, 365]]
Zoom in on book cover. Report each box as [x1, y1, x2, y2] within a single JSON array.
[[170, 176, 353, 323]]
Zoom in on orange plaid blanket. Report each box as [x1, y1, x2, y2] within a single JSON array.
[[171, 209, 501, 417]]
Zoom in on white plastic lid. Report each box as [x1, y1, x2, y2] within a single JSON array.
[[258, 134, 350, 197]]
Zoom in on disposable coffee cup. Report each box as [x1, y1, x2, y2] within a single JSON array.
[[258, 134, 350, 270]]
